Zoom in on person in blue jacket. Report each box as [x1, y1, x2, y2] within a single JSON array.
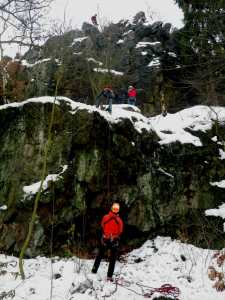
[[117, 87, 128, 104]]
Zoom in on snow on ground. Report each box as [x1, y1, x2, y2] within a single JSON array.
[[0, 237, 224, 300], [150, 105, 225, 147]]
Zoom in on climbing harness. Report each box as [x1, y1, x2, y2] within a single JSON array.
[[102, 233, 115, 243], [110, 234, 114, 242], [104, 217, 119, 225]]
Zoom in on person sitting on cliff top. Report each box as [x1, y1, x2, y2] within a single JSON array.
[[91, 14, 98, 26]]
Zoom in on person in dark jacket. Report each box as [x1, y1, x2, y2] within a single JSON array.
[[91, 14, 98, 26], [128, 86, 136, 105], [92, 203, 123, 281], [117, 87, 128, 104], [97, 88, 115, 114]]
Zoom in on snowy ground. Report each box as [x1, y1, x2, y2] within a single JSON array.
[[0, 237, 224, 300]]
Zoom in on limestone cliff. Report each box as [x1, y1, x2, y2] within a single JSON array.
[[0, 98, 224, 257]]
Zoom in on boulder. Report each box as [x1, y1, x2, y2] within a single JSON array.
[[152, 21, 163, 34], [81, 22, 100, 35], [161, 23, 172, 40], [133, 11, 146, 24]]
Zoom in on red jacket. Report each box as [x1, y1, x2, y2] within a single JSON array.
[[101, 211, 123, 239], [128, 87, 136, 98], [91, 16, 97, 23]]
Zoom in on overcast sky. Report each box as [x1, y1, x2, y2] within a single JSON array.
[[53, 0, 184, 29], [3, 0, 184, 58]]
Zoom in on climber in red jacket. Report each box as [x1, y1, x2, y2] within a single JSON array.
[[91, 14, 98, 26], [92, 203, 123, 281]]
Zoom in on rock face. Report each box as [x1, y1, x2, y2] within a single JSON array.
[[15, 12, 181, 118], [0, 100, 224, 257]]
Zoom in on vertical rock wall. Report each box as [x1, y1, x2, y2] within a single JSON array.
[[0, 100, 224, 257]]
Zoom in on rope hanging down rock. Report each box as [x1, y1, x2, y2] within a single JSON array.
[[107, 121, 111, 212], [97, 117, 181, 300], [101, 280, 181, 300]]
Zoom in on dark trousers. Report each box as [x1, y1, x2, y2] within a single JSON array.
[[129, 96, 136, 106], [93, 239, 118, 277], [118, 98, 125, 104]]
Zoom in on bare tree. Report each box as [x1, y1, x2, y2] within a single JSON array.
[[0, 0, 54, 47], [47, 0, 76, 36], [0, 18, 8, 103], [19, 62, 64, 279], [145, 0, 168, 24]]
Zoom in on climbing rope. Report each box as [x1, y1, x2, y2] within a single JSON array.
[[94, 239, 181, 300], [136, 283, 181, 299], [101, 280, 181, 300], [107, 121, 111, 212]]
